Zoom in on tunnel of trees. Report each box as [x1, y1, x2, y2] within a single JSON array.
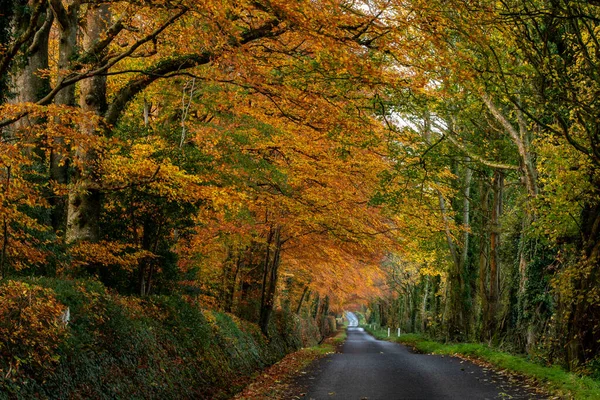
[[1, 0, 600, 385]]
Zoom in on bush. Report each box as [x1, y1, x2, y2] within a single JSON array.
[[0, 281, 67, 392], [0, 278, 320, 399]]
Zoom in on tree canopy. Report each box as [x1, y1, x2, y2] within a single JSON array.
[[2, 0, 600, 377]]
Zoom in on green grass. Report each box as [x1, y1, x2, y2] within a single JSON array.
[[332, 329, 347, 345], [362, 325, 600, 400], [306, 343, 335, 354], [306, 328, 348, 355]]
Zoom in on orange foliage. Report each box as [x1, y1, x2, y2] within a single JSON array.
[[0, 281, 67, 380]]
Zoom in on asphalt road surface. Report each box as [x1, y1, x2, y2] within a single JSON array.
[[294, 314, 545, 400], [345, 311, 359, 327]]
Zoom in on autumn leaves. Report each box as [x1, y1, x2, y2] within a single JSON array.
[[0, 0, 408, 333], [4, 1, 600, 373]]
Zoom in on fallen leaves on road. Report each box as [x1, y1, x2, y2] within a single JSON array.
[[233, 345, 335, 399]]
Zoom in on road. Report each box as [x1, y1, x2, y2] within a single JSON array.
[[293, 313, 545, 400], [345, 311, 359, 327]]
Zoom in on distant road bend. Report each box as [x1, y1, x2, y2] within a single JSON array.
[[296, 312, 544, 400], [345, 311, 358, 327]]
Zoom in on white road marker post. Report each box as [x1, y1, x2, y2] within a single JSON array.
[[397, 328, 400, 337], [387, 327, 390, 337]]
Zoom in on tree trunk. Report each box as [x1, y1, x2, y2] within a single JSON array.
[[319, 296, 330, 336], [566, 203, 600, 368], [259, 227, 274, 323], [10, 3, 53, 115], [439, 159, 472, 339], [296, 285, 310, 314], [66, 4, 109, 244], [380, 301, 388, 327], [49, 0, 79, 235], [486, 170, 503, 342], [479, 179, 490, 340], [259, 225, 282, 335], [225, 255, 242, 313], [411, 285, 419, 332], [312, 293, 320, 319], [8, 2, 53, 171], [421, 276, 430, 332]]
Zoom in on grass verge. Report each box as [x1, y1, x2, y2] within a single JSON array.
[[362, 325, 600, 400], [233, 329, 347, 399]]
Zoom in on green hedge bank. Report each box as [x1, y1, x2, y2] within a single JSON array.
[[0, 278, 321, 399]]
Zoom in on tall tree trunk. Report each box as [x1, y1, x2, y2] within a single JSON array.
[[137, 217, 156, 296], [421, 276, 430, 332], [321, 296, 330, 335], [479, 179, 491, 340], [296, 285, 310, 314], [222, 251, 242, 313], [11, 2, 53, 114], [0, 166, 10, 278], [460, 160, 473, 269], [460, 160, 473, 336], [259, 225, 282, 335], [0, 0, 17, 103], [9, 1, 53, 168], [228, 256, 242, 312], [312, 293, 320, 319], [410, 285, 419, 332], [482, 96, 539, 346], [439, 159, 472, 339], [66, 4, 109, 244], [12, 11, 52, 100], [259, 227, 274, 322], [49, 0, 79, 235], [486, 170, 503, 342], [380, 300, 388, 327], [565, 202, 600, 368]]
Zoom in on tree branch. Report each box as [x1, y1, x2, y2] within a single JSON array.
[[104, 53, 211, 127], [431, 123, 520, 171], [0, 0, 46, 79], [28, 6, 54, 54]]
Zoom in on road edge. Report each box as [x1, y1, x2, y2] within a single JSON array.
[[232, 328, 347, 399], [362, 325, 600, 400]]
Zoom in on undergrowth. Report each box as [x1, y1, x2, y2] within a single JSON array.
[[0, 277, 321, 399]]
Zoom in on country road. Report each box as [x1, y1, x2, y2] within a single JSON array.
[[345, 311, 359, 327], [293, 313, 545, 400]]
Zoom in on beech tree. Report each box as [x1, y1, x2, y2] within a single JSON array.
[[4, 0, 600, 376]]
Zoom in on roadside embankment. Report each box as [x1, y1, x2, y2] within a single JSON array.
[[0, 278, 322, 399]]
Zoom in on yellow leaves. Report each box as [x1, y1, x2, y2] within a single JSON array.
[[103, 138, 203, 203], [199, 186, 249, 214], [532, 136, 593, 242], [0, 139, 51, 272], [283, 237, 387, 310], [69, 241, 155, 273], [0, 281, 67, 379]]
